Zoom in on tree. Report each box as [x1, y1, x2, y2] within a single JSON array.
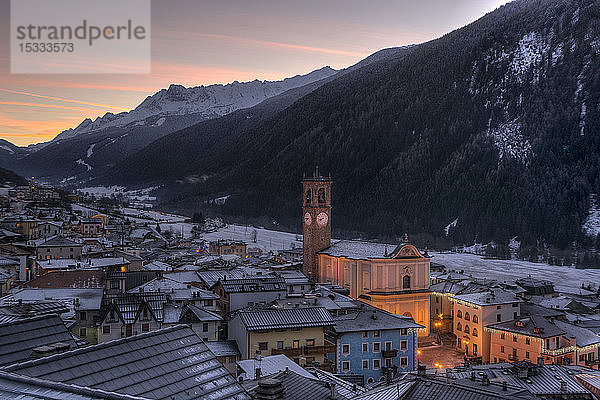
[[192, 212, 205, 224]]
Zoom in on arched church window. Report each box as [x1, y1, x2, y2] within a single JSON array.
[[472, 315, 478, 323], [457, 322, 462, 331], [403, 312, 413, 319], [472, 328, 478, 337], [402, 275, 411, 289], [464, 312, 470, 321], [318, 188, 326, 203], [305, 189, 312, 205], [464, 325, 470, 334], [457, 310, 462, 318]]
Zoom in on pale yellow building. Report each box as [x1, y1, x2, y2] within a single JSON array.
[[228, 306, 335, 368], [451, 289, 522, 363]]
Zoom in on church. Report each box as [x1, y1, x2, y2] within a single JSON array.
[[302, 169, 430, 335]]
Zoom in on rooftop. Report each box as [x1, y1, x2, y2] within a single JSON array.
[[236, 306, 334, 331], [333, 308, 423, 333], [318, 241, 428, 261], [486, 315, 565, 338], [5, 326, 250, 400], [237, 354, 313, 381], [21, 270, 103, 289], [0, 314, 77, 366], [452, 288, 522, 306]]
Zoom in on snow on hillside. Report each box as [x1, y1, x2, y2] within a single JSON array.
[[487, 119, 531, 164], [510, 32, 549, 83], [583, 194, 600, 237], [50, 66, 338, 140], [444, 218, 458, 236], [432, 252, 599, 291]]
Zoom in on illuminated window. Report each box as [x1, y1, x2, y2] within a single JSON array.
[[464, 312, 470, 321]]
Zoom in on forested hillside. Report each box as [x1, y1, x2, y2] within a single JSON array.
[[109, 0, 599, 254]]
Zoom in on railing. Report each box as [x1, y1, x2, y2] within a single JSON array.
[[271, 348, 302, 357], [541, 346, 575, 356], [382, 349, 398, 358], [304, 344, 336, 355]]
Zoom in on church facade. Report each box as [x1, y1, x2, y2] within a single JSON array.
[[302, 171, 430, 335]]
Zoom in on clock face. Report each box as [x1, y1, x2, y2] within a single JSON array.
[[316, 212, 329, 227], [304, 212, 312, 226]]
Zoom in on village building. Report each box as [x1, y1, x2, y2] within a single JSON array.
[[228, 306, 335, 368], [302, 170, 431, 334], [451, 288, 522, 364], [209, 239, 247, 257]]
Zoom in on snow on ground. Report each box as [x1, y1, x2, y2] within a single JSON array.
[[75, 158, 92, 171], [71, 204, 100, 218], [78, 186, 158, 203], [86, 143, 96, 158], [121, 207, 187, 223], [444, 218, 458, 236], [583, 194, 600, 237], [431, 251, 599, 291], [510, 32, 549, 83], [0, 145, 14, 154], [200, 224, 302, 253]]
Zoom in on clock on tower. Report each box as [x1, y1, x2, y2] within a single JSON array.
[[302, 167, 332, 281]]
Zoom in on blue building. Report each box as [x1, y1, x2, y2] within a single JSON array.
[[328, 307, 423, 385]]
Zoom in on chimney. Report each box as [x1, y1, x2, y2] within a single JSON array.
[[330, 382, 336, 400], [502, 381, 507, 391], [417, 365, 426, 376], [560, 380, 567, 392], [255, 367, 261, 380], [255, 378, 284, 400]]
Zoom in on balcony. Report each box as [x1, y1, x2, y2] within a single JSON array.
[[271, 348, 302, 357], [382, 349, 398, 358], [304, 344, 336, 355]]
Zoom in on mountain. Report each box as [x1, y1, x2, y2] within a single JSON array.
[[108, 0, 600, 252], [0, 166, 27, 186], [2, 66, 338, 183]]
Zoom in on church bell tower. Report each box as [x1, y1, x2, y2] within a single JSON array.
[[302, 167, 332, 281]]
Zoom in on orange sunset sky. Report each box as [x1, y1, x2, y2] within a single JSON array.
[[0, 0, 510, 146]]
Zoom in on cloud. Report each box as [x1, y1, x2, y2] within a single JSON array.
[[0, 88, 129, 110]]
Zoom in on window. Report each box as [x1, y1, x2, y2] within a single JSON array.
[[342, 361, 350, 371], [258, 342, 268, 351], [472, 315, 478, 323], [362, 360, 369, 369], [496, 314, 502, 322], [526, 352, 530, 359], [464, 312, 470, 321], [362, 331, 368, 338], [514, 312, 518, 319], [277, 341, 284, 350], [367, 378, 374, 384], [80, 311, 87, 321], [110, 280, 119, 289], [400, 340, 408, 350], [513, 335, 517, 342], [497, 305, 501, 310], [501, 345, 505, 353], [342, 344, 350, 354], [400, 329, 407, 336], [362, 343, 368, 352], [385, 341, 392, 351], [456, 322, 462, 331], [512, 303, 518, 307], [293, 340, 300, 349], [464, 325, 470, 334], [373, 330, 381, 338], [318, 188, 326, 203], [142, 309, 149, 321], [472, 328, 478, 337], [373, 359, 381, 369], [142, 323, 149, 332], [501, 333, 505, 340], [79, 328, 86, 337], [457, 310, 462, 318], [400, 357, 408, 367], [306, 339, 315, 347], [204, 300, 213, 307], [103, 325, 110, 334], [526, 338, 530, 345], [203, 323, 209, 332], [402, 275, 411, 289], [373, 342, 381, 352], [385, 358, 392, 367]]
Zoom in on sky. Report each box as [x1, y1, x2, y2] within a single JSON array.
[[0, 0, 511, 146]]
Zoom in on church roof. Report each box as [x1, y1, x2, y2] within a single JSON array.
[[318, 240, 427, 261]]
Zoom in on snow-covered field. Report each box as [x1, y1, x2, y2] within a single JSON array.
[[199, 224, 302, 252], [431, 252, 599, 291]]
